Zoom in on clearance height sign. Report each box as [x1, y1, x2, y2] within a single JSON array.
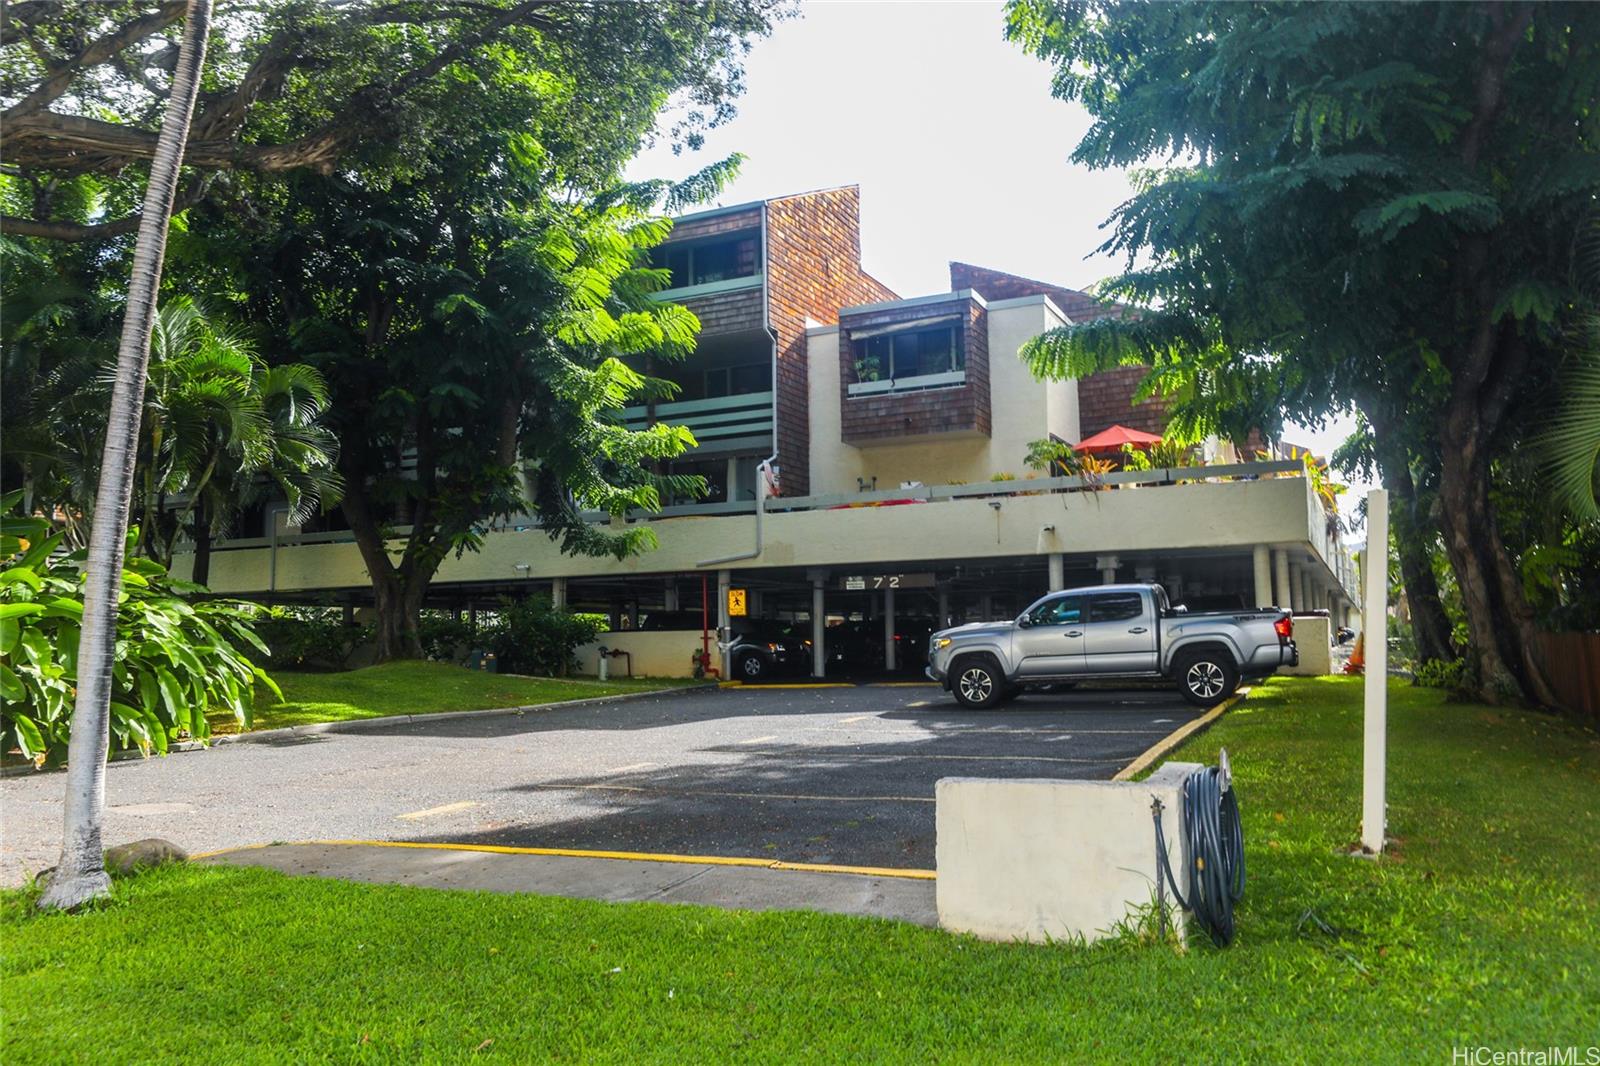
[[839, 573, 936, 591]]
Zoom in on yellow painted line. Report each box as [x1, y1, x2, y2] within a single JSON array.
[[867, 682, 937, 688], [743, 682, 855, 689], [200, 838, 935, 880], [770, 860, 935, 880], [740, 750, 1115, 765], [397, 800, 480, 821], [1111, 687, 1249, 782], [190, 841, 274, 861], [525, 782, 934, 803], [837, 714, 874, 723]]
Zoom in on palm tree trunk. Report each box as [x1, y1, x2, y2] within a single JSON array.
[[38, 0, 212, 912], [190, 497, 214, 587]]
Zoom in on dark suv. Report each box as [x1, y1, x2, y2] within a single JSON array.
[[729, 620, 812, 682]]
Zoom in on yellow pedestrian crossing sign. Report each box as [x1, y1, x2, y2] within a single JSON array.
[[727, 588, 748, 616]]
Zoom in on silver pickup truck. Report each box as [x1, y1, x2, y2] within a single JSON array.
[[926, 583, 1296, 708]]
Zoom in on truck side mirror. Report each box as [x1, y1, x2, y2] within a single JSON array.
[[1016, 615, 1032, 629]]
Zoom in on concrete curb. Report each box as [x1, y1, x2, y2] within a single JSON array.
[[1110, 685, 1250, 782], [1, 682, 718, 779]]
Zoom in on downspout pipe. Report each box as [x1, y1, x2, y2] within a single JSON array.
[[699, 200, 780, 568]]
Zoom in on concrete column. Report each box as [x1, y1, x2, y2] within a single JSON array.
[[1296, 566, 1310, 613], [1273, 550, 1292, 612], [551, 577, 567, 609], [1048, 552, 1065, 592], [811, 573, 827, 679], [938, 586, 951, 628], [717, 568, 732, 678], [663, 580, 679, 612], [883, 585, 896, 672], [1097, 554, 1120, 585], [1252, 545, 1274, 610]]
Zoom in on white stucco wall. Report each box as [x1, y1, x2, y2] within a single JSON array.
[[179, 476, 1327, 594], [936, 762, 1200, 943], [574, 630, 704, 678], [1283, 615, 1333, 676]]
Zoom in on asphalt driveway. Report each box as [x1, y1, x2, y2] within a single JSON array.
[[1, 683, 1200, 883]]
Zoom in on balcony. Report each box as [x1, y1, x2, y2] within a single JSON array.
[[621, 390, 774, 455]]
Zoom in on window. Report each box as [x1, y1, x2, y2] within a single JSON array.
[[1027, 595, 1083, 627], [665, 458, 728, 505], [860, 324, 963, 381], [703, 362, 771, 398], [1088, 593, 1144, 623], [651, 233, 760, 289]]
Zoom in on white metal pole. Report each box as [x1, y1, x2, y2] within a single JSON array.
[[811, 573, 826, 679], [883, 585, 896, 672], [1361, 488, 1389, 854]]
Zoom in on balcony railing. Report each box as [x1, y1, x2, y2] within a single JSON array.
[[621, 390, 773, 453]]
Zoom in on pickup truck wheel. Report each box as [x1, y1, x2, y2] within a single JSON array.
[[1176, 652, 1238, 707], [738, 653, 767, 682], [951, 655, 1006, 709]]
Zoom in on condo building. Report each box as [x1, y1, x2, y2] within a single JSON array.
[[177, 186, 1359, 678]]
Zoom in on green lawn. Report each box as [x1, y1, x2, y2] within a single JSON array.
[[7, 677, 1598, 1062], [219, 660, 697, 733]]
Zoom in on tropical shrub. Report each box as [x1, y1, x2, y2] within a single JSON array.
[[1413, 656, 1470, 694], [417, 613, 476, 663], [253, 606, 365, 670], [1, 499, 278, 766], [487, 596, 608, 677], [1025, 437, 1081, 476]]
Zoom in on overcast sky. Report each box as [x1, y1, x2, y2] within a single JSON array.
[[627, 1, 1371, 520]]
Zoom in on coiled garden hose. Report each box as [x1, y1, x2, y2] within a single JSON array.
[[1152, 749, 1246, 947]]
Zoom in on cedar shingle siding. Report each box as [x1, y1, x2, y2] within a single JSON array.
[[837, 296, 990, 445], [948, 262, 1168, 438], [765, 188, 898, 494]]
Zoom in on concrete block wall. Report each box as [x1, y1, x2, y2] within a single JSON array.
[[1283, 614, 1333, 676], [936, 762, 1200, 944]]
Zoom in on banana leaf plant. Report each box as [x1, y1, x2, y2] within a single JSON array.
[[1, 492, 278, 768]]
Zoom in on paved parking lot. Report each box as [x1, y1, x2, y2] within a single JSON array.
[[1, 683, 1200, 883]]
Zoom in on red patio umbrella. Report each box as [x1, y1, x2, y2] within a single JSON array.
[[1074, 424, 1164, 454]]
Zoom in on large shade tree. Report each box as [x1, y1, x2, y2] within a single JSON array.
[[1006, 0, 1600, 705], [203, 161, 727, 659], [4, 0, 786, 660], [2, 0, 779, 237]]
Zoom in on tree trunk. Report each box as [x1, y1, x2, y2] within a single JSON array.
[[337, 466, 432, 662], [366, 564, 425, 661], [190, 499, 213, 587], [39, 0, 212, 913], [1436, 433, 1559, 707], [1391, 484, 1455, 666], [1368, 428, 1454, 665]]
